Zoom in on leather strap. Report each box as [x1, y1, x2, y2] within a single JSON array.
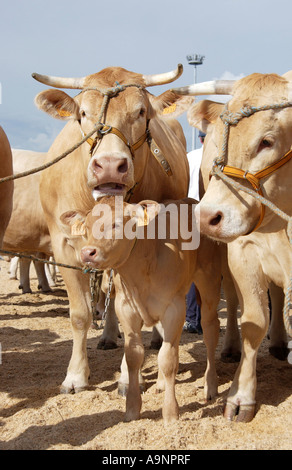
[[221, 147, 292, 232], [82, 122, 173, 177]]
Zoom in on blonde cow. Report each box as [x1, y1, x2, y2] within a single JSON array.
[[3, 149, 53, 293], [32, 65, 192, 394], [173, 71, 292, 422], [0, 127, 14, 249]]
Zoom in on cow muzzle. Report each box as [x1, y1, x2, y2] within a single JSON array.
[[88, 154, 134, 199], [81, 246, 99, 266]]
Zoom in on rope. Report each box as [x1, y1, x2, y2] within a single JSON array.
[[0, 248, 102, 275], [0, 123, 105, 184], [0, 83, 144, 184], [212, 99, 292, 338], [216, 102, 292, 167]]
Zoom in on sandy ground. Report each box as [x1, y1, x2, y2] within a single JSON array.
[[0, 258, 291, 451]]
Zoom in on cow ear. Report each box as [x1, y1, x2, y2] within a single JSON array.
[[150, 90, 194, 118], [187, 100, 225, 133], [282, 71, 292, 101], [60, 210, 87, 236], [136, 201, 161, 226], [124, 200, 160, 226], [34, 89, 80, 120]]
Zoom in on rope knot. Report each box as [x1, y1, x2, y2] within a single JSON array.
[[220, 109, 242, 125], [102, 84, 126, 97]]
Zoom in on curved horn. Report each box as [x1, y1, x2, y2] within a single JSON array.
[[31, 72, 86, 89], [171, 80, 236, 95], [142, 64, 183, 87]]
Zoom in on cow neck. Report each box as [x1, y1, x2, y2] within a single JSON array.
[[211, 100, 292, 233]]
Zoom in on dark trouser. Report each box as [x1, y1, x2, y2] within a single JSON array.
[[186, 283, 201, 330]]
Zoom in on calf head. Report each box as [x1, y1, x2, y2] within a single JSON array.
[[60, 196, 159, 270]]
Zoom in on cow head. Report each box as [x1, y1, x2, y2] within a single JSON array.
[[173, 72, 292, 242], [60, 196, 159, 270], [33, 65, 189, 201]]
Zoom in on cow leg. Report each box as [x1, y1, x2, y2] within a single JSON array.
[[9, 256, 19, 279], [150, 326, 163, 350], [220, 244, 241, 362], [19, 258, 32, 293], [57, 264, 92, 394], [199, 283, 221, 401], [221, 273, 241, 363], [224, 242, 269, 422], [193, 261, 221, 402], [97, 301, 120, 349], [118, 353, 146, 396], [268, 282, 288, 360], [97, 271, 120, 348], [121, 315, 144, 421], [45, 257, 57, 287], [157, 298, 185, 423], [34, 253, 52, 292]]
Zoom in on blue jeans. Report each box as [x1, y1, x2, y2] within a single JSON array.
[[186, 283, 201, 330]]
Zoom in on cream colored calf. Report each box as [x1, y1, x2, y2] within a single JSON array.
[[61, 196, 222, 424]]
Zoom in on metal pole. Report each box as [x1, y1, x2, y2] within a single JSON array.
[[192, 65, 197, 150], [186, 54, 205, 151]]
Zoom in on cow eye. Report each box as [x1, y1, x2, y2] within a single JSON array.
[[81, 110, 86, 118], [258, 138, 273, 152], [139, 107, 146, 117], [262, 139, 272, 147]]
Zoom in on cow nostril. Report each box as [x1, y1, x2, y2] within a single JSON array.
[[118, 159, 128, 174], [210, 213, 222, 226], [89, 249, 97, 257], [81, 247, 97, 262], [92, 159, 102, 171]]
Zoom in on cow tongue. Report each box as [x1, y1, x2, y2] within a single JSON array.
[[98, 183, 124, 190], [92, 183, 125, 200]]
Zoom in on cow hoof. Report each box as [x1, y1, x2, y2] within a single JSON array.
[[118, 382, 146, 397], [220, 350, 241, 363], [224, 402, 255, 423], [39, 286, 52, 293], [60, 384, 87, 394], [124, 411, 140, 422], [19, 285, 32, 294], [118, 382, 128, 397], [269, 345, 289, 361], [97, 339, 118, 350]]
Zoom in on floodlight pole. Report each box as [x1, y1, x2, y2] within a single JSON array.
[[186, 54, 205, 150]]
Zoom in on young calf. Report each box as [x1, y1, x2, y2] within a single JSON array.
[[61, 196, 221, 424]]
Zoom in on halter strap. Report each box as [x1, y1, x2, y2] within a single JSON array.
[[211, 101, 292, 232], [85, 123, 149, 159]]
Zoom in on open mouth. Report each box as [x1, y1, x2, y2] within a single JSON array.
[[92, 183, 126, 200]]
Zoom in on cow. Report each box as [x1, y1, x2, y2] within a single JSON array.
[[8, 253, 55, 294], [60, 195, 222, 423], [0, 127, 14, 248], [172, 71, 292, 422], [32, 65, 198, 394], [2, 149, 53, 292]]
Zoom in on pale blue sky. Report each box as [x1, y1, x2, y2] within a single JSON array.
[[1, 0, 291, 152]]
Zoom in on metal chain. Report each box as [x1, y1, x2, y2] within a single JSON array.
[[101, 269, 114, 328], [90, 270, 102, 329]]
